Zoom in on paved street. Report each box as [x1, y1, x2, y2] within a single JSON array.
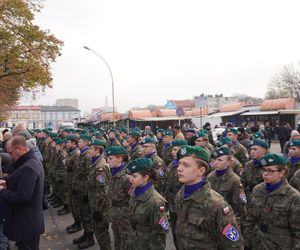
[[35, 142, 280, 250]]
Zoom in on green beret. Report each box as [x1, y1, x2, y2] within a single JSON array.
[[142, 138, 156, 144], [177, 145, 210, 163], [80, 134, 92, 142], [250, 139, 269, 150], [212, 147, 231, 158], [253, 131, 264, 139], [45, 127, 53, 131], [69, 129, 76, 133], [105, 146, 127, 156], [226, 128, 238, 135], [55, 138, 65, 145], [260, 153, 288, 166], [195, 131, 208, 139], [144, 130, 154, 136], [90, 139, 106, 147], [156, 129, 165, 134], [109, 128, 117, 133], [42, 129, 50, 135], [171, 139, 187, 148], [65, 135, 78, 141], [218, 137, 232, 147], [288, 140, 300, 147], [79, 129, 87, 134], [198, 129, 208, 134], [129, 130, 142, 137], [164, 130, 173, 136], [125, 158, 153, 174], [50, 132, 57, 138]]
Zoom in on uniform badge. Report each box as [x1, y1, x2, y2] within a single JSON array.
[[181, 147, 187, 155], [158, 168, 164, 177], [222, 206, 230, 215], [96, 175, 105, 184], [239, 192, 247, 203], [222, 224, 239, 241], [159, 217, 169, 230]]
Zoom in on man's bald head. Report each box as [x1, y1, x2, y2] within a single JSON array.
[[6, 136, 29, 161], [11, 124, 27, 136]]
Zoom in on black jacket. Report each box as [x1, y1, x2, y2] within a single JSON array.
[[0, 150, 45, 241]]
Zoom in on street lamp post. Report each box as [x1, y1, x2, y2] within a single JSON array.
[[83, 46, 115, 126]]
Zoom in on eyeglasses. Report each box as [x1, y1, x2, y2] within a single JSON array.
[[262, 168, 281, 175]]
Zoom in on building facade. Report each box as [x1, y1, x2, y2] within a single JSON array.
[[55, 98, 79, 109]]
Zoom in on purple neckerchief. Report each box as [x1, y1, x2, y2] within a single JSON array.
[[253, 159, 261, 167], [290, 156, 300, 165], [111, 163, 126, 177], [171, 159, 179, 168], [91, 155, 101, 165], [183, 179, 206, 199], [144, 151, 156, 158], [163, 143, 171, 150], [232, 140, 237, 145], [215, 168, 228, 177], [80, 146, 89, 155], [68, 146, 78, 154], [131, 142, 138, 150], [265, 180, 283, 193], [134, 181, 152, 197]]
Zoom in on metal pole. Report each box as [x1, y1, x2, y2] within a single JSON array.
[[200, 106, 203, 128], [83, 46, 115, 126]]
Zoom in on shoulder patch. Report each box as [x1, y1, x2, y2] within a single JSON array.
[[159, 217, 169, 230], [96, 175, 105, 184], [222, 224, 239, 241], [239, 191, 247, 203], [157, 168, 165, 177]]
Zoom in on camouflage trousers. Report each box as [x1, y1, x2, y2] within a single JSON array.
[[93, 216, 111, 250], [111, 220, 131, 250], [58, 181, 68, 204], [68, 190, 81, 220], [79, 196, 94, 233]]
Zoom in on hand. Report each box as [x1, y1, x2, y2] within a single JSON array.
[[0, 180, 6, 188]]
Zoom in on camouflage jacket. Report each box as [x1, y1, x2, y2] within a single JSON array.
[[53, 149, 67, 182], [165, 160, 182, 213], [290, 169, 300, 192], [76, 148, 91, 196], [129, 185, 169, 250], [207, 168, 247, 219], [156, 139, 164, 158], [233, 142, 249, 165], [106, 138, 121, 147], [87, 156, 111, 213], [231, 157, 243, 177], [128, 144, 143, 161], [162, 144, 173, 166], [108, 165, 131, 225], [147, 152, 167, 196], [175, 181, 243, 250], [287, 160, 300, 181], [65, 147, 80, 187], [244, 179, 300, 249], [241, 159, 264, 201]]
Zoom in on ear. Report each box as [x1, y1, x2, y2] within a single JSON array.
[[197, 166, 206, 177], [143, 174, 150, 182]]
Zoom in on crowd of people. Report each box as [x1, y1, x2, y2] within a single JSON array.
[[0, 122, 300, 249]]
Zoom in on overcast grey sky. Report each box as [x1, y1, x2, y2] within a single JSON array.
[[25, 0, 300, 113]]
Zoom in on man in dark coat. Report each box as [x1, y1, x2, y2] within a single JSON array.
[[0, 136, 45, 249]]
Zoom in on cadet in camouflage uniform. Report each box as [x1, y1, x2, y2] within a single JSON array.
[[226, 128, 249, 165], [106, 128, 121, 147], [162, 130, 174, 166], [165, 139, 187, 250], [156, 128, 165, 158], [290, 168, 300, 191], [175, 146, 243, 250], [218, 137, 243, 176], [54, 138, 70, 215], [106, 146, 131, 250], [141, 138, 167, 195], [241, 139, 269, 201], [244, 153, 300, 250], [127, 130, 143, 161], [64, 135, 82, 234], [87, 139, 111, 250], [73, 134, 95, 249], [194, 131, 214, 153], [208, 147, 247, 223], [125, 158, 169, 250], [287, 140, 300, 181]]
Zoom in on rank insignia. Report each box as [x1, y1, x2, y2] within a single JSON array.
[[222, 224, 239, 241]]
